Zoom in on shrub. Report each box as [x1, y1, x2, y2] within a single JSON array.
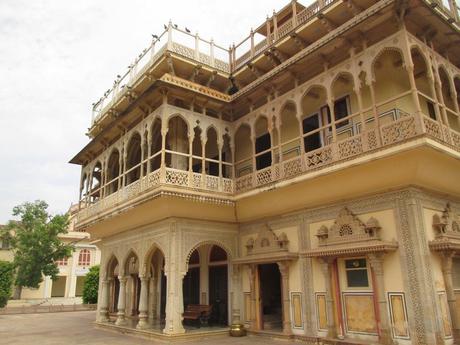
[[82, 265, 99, 304], [0, 261, 14, 308]]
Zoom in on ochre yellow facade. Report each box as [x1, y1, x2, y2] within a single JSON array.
[[70, 0, 460, 344]]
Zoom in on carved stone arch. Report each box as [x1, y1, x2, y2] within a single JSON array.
[[438, 64, 455, 91], [165, 112, 191, 133], [410, 45, 434, 80], [330, 71, 356, 91], [370, 46, 406, 83], [182, 239, 233, 274], [121, 247, 140, 274], [141, 241, 167, 278], [279, 99, 298, 125], [301, 83, 329, 103], [205, 124, 220, 143], [104, 253, 120, 279]]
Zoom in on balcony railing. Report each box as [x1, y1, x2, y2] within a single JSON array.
[[77, 168, 234, 221], [91, 24, 230, 126], [77, 109, 460, 224], [89, 0, 460, 127]]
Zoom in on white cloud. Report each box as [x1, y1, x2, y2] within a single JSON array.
[[0, 0, 306, 222]]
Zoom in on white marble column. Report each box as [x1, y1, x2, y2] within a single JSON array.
[[99, 279, 110, 322], [231, 264, 242, 325], [163, 270, 186, 334], [115, 276, 127, 326], [137, 276, 150, 329]]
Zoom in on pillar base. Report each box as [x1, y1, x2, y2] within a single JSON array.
[[136, 315, 149, 330], [99, 310, 109, 323], [115, 315, 127, 326], [163, 327, 185, 335]]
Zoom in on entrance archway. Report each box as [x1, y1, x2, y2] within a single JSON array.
[[183, 243, 229, 327]]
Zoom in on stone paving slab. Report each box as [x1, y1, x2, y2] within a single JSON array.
[[0, 311, 300, 345]]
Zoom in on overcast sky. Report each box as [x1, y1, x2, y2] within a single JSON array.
[[0, 0, 302, 222]]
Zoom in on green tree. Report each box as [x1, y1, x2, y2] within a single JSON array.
[[82, 265, 99, 304], [0, 261, 14, 308], [3, 200, 73, 299]]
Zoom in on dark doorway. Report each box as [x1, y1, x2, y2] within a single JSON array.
[[130, 275, 141, 316], [259, 263, 282, 331], [183, 267, 200, 308], [160, 270, 166, 319], [110, 277, 120, 313], [209, 265, 228, 325]]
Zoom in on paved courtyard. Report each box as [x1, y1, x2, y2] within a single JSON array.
[[0, 311, 299, 345]]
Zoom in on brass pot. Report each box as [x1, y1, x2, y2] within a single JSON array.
[[229, 323, 247, 337]]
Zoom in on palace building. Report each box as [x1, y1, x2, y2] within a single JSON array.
[[70, 0, 460, 344]]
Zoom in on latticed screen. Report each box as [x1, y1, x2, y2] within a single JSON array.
[[78, 249, 91, 266]]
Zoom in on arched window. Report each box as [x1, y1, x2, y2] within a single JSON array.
[[78, 249, 91, 266]]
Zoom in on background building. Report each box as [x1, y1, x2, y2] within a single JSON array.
[[0, 205, 101, 303], [70, 0, 460, 344]]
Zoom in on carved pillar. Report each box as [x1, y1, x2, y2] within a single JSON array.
[[99, 279, 110, 322], [188, 132, 193, 187], [320, 257, 337, 338], [368, 253, 392, 345], [201, 137, 206, 187], [164, 270, 185, 334], [137, 275, 150, 329], [118, 146, 123, 190], [355, 86, 366, 133], [140, 135, 145, 178], [247, 264, 257, 330], [428, 74, 443, 124], [278, 261, 292, 334], [433, 67, 450, 128], [147, 134, 152, 175], [406, 64, 425, 131], [231, 264, 242, 325], [440, 251, 460, 340], [164, 224, 185, 335], [328, 99, 337, 144], [122, 144, 127, 187], [368, 81, 380, 127], [160, 127, 168, 182], [115, 276, 127, 326]]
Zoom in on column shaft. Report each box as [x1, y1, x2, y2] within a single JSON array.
[[137, 276, 149, 329], [115, 277, 127, 326], [278, 262, 292, 335]]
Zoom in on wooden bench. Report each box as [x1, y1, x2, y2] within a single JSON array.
[[182, 304, 212, 327]]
